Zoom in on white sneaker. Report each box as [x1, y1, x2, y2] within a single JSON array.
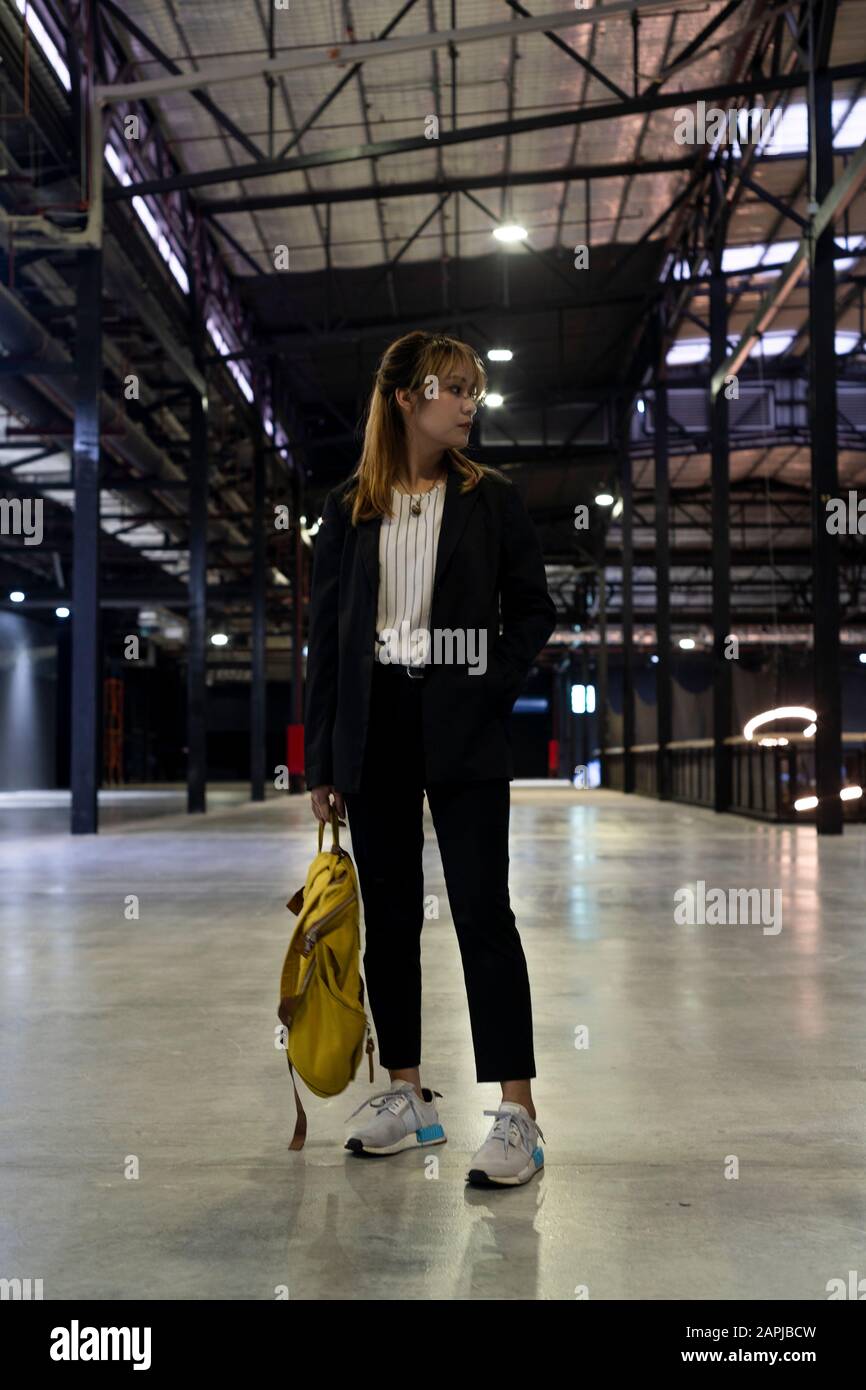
[[466, 1102, 545, 1187], [344, 1081, 447, 1156]]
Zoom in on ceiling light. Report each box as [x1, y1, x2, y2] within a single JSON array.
[[679, 637, 696, 650], [485, 393, 504, 408], [794, 796, 819, 811], [487, 349, 513, 362], [9, 590, 25, 602], [493, 224, 527, 243], [210, 632, 229, 646], [743, 706, 817, 741], [56, 606, 70, 618], [594, 493, 614, 506], [666, 339, 710, 366], [841, 785, 863, 801]]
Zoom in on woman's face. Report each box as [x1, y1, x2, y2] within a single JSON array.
[[397, 358, 482, 451]]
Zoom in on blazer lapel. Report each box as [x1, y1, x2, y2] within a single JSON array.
[[357, 508, 381, 598], [431, 461, 480, 595], [355, 457, 481, 601]]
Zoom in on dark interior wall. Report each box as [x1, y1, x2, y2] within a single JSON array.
[[0, 611, 57, 790], [604, 649, 866, 743], [205, 677, 294, 782], [509, 667, 553, 777]]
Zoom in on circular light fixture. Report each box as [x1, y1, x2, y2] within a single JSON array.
[[650, 654, 659, 664], [485, 392, 504, 408], [841, 785, 863, 801], [743, 706, 817, 741], [594, 493, 614, 506], [55, 606, 70, 618], [679, 637, 696, 650], [859, 653, 866, 664], [487, 349, 513, 362], [9, 590, 25, 603], [794, 796, 819, 812], [493, 224, 527, 243], [210, 632, 229, 646]]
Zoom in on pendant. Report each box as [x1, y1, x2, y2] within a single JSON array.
[[410, 499, 422, 515]]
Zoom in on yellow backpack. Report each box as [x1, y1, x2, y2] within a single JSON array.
[[278, 809, 375, 1150]]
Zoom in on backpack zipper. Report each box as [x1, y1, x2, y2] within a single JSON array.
[[299, 888, 359, 956]]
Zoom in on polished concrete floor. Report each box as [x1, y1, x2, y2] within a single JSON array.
[[2, 783, 865, 1301]]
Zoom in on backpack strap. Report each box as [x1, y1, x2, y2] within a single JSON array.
[[279, 990, 309, 1150], [285, 1055, 308, 1151]]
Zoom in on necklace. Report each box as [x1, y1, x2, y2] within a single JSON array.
[[394, 475, 446, 515]]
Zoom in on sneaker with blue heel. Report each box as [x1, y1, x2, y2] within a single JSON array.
[[344, 1080, 446, 1156], [466, 1101, 545, 1187]]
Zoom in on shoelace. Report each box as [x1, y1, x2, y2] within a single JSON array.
[[345, 1086, 428, 1124], [482, 1107, 545, 1156]]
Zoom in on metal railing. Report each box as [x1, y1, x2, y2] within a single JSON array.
[[601, 734, 866, 822]]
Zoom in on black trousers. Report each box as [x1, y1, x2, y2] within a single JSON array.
[[343, 661, 536, 1083]]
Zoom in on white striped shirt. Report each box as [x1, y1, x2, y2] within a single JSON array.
[[374, 481, 446, 666]]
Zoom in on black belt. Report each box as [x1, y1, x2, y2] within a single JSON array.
[[374, 659, 428, 681]]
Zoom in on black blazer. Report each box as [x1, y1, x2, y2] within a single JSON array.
[[304, 458, 558, 795]]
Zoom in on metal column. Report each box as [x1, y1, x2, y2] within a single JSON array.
[[250, 435, 266, 801], [597, 568, 608, 786], [709, 174, 732, 813], [621, 448, 635, 793], [187, 281, 208, 813], [654, 374, 672, 799], [810, 66, 843, 834], [556, 659, 572, 777], [580, 645, 590, 775], [70, 248, 102, 834], [291, 468, 305, 794]]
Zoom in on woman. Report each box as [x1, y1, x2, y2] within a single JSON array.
[[304, 330, 557, 1187]]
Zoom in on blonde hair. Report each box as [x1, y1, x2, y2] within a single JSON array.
[[344, 330, 491, 525]]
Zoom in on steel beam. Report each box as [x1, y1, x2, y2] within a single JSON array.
[[621, 448, 635, 793], [70, 249, 103, 835], [597, 570, 608, 785], [201, 155, 697, 216], [502, 0, 629, 103], [811, 70, 844, 834], [96, 0, 685, 104], [709, 176, 732, 814], [103, 64, 866, 203], [187, 272, 209, 814], [653, 368, 672, 800], [96, 0, 267, 162], [250, 435, 266, 802], [711, 132, 866, 394], [291, 468, 304, 794]]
